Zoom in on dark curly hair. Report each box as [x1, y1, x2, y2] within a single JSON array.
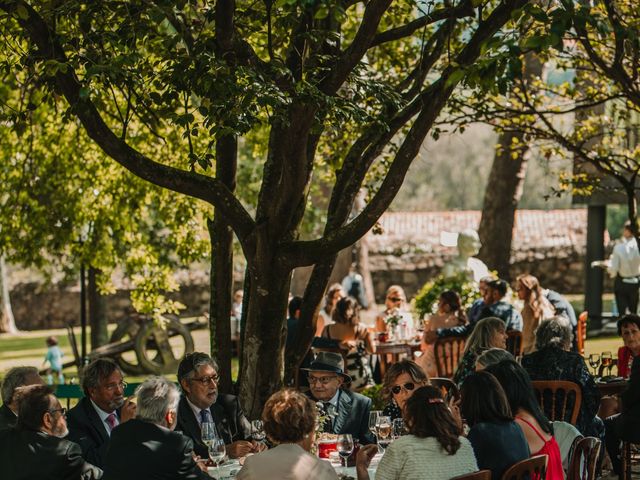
[[262, 389, 316, 444], [333, 296, 360, 326], [381, 360, 429, 403], [440, 290, 467, 326], [404, 386, 461, 455]]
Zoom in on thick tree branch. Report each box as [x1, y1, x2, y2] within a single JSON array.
[[370, 0, 474, 48]]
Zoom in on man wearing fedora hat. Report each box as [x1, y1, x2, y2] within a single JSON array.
[[302, 351, 374, 445]]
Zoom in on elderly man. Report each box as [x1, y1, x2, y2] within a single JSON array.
[[303, 352, 374, 444], [67, 358, 136, 468], [103, 376, 209, 480], [176, 352, 257, 459], [0, 366, 44, 430], [0, 385, 102, 479]]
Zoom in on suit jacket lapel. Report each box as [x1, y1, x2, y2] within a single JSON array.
[[178, 396, 202, 441], [82, 397, 110, 443], [210, 401, 233, 444], [332, 389, 351, 434]]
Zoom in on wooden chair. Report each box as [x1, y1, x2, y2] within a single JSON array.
[[577, 312, 587, 356], [506, 330, 523, 357], [434, 336, 466, 378], [430, 377, 460, 401], [621, 441, 640, 480], [451, 470, 492, 480], [531, 380, 582, 426], [567, 436, 600, 480], [376, 343, 413, 377], [501, 454, 548, 480]]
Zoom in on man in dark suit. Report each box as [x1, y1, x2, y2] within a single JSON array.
[[0, 366, 44, 431], [0, 384, 102, 480], [175, 352, 258, 459], [67, 358, 136, 468], [103, 376, 208, 480], [303, 351, 374, 444]]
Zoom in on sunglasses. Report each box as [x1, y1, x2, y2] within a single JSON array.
[[391, 382, 415, 395], [388, 297, 404, 302]]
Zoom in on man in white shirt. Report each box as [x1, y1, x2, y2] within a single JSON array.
[[594, 222, 640, 315], [67, 358, 136, 468]]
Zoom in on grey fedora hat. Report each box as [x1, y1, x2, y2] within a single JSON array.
[[301, 351, 351, 382]]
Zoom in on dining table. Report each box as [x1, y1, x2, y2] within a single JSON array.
[[375, 340, 421, 376], [595, 377, 628, 396]]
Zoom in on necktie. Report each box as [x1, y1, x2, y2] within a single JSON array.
[[322, 402, 333, 432], [106, 413, 117, 432], [200, 408, 212, 425]]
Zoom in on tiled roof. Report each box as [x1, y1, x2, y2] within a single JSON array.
[[367, 209, 587, 253]]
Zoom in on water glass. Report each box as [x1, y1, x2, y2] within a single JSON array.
[[337, 434, 354, 468], [392, 418, 406, 438], [368, 411, 380, 440]]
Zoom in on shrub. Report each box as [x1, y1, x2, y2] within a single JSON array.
[[413, 272, 479, 319]]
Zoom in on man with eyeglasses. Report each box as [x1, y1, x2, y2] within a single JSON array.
[[303, 352, 374, 444], [67, 358, 136, 469], [176, 352, 258, 460], [0, 384, 102, 479]]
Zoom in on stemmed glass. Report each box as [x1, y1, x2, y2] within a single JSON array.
[[337, 434, 354, 471], [601, 351, 613, 376], [368, 411, 380, 443], [202, 422, 226, 478], [376, 415, 392, 451], [250, 420, 266, 446], [588, 353, 601, 376], [392, 418, 406, 439]]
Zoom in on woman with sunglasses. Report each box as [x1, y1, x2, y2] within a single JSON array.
[[381, 360, 429, 421], [356, 386, 477, 480], [375, 285, 411, 334]]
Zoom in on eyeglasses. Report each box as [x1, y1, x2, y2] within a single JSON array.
[[391, 382, 415, 395], [307, 375, 339, 385], [388, 297, 404, 302], [190, 375, 219, 385], [104, 381, 127, 392], [48, 407, 67, 417]]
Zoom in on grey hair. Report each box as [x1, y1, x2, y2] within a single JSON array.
[[476, 348, 514, 369], [81, 358, 122, 395], [1, 366, 39, 404], [178, 352, 219, 385], [135, 376, 180, 425], [535, 316, 573, 351]]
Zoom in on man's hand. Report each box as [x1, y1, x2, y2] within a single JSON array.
[[356, 444, 378, 480], [226, 440, 255, 458], [192, 454, 208, 472], [423, 330, 438, 344], [120, 396, 137, 422]]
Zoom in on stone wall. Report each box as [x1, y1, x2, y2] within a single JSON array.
[[369, 246, 587, 302], [10, 282, 210, 331]]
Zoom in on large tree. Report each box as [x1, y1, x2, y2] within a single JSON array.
[[0, 0, 529, 417]]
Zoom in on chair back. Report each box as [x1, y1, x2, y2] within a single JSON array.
[[577, 312, 587, 356], [501, 454, 548, 480], [451, 470, 492, 480], [531, 380, 582, 425], [434, 336, 466, 378], [507, 330, 523, 357], [430, 377, 460, 401], [567, 436, 601, 480]]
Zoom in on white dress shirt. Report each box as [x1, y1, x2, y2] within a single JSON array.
[[90, 399, 118, 436], [609, 237, 640, 280]]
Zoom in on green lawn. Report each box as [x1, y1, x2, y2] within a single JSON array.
[[0, 325, 238, 384]]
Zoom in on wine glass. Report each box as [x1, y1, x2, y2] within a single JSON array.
[[376, 415, 392, 451], [250, 420, 266, 445], [601, 351, 613, 376], [368, 410, 380, 442], [392, 418, 406, 439], [208, 437, 226, 478], [588, 353, 601, 376], [337, 434, 354, 470]]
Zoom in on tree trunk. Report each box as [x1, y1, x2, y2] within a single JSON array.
[[478, 52, 543, 279], [239, 259, 292, 419], [88, 266, 108, 348], [209, 134, 237, 394], [0, 256, 17, 333]]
